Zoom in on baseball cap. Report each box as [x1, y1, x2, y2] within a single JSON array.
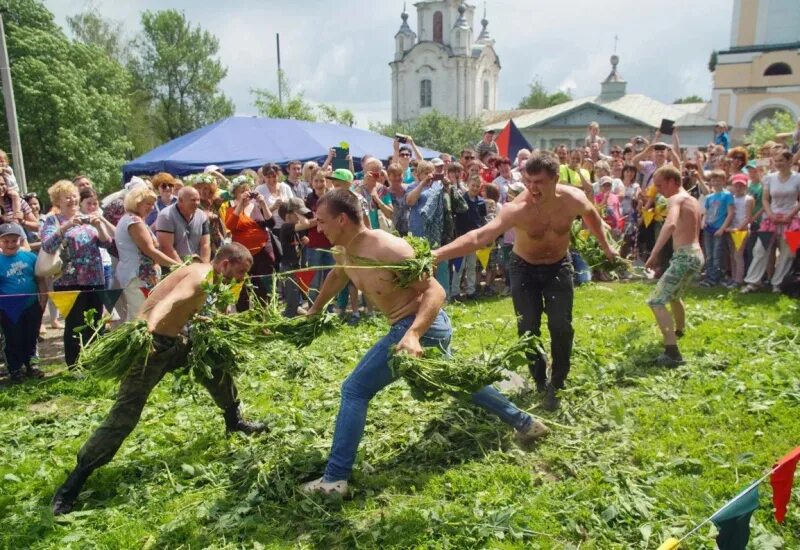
[[431, 157, 444, 167], [730, 174, 748, 186], [599, 176, 613, 186], [325, 169, 354, 184], [746, 160, 758, 170], [0, 223, 24, 238], [286, 196, 311, 215], [653, 142, 669, 151]]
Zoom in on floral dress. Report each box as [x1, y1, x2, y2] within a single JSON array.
[[41, 214, 108, 287]]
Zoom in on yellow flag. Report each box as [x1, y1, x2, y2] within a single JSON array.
[[730, 230, 748, 251], [656, 537, 681, 550], [51, 290, 80, 318], [231, 282, 244, 302], [643, 210, 655, 228], [476, 247, 493, 270]]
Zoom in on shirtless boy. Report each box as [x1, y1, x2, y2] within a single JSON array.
[[52, 243, 266, 515], [645, 165, 703, 367], [434, 152, 618, 411], [302, 189, 548, 497]]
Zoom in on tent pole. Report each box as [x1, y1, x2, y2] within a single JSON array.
[[276, 33, 282, 105]]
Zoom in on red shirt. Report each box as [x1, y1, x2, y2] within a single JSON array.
[[305, 192, 331, 249]]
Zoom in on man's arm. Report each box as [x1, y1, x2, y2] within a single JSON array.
[[395, 276, 446, 357], [157, 231, 181, 262], [434, 204, 515, 262], [645, 196, 680, 269], [405, 179, 429, 206], [631, 144, 654, 170], [408, 136, 423, 161], [307, 266, 350, 314], [580, 195, 617, 260], [198, 234, 211, 263]]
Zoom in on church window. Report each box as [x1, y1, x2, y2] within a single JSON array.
[[420, 79, 432, 108], [764, 63, 792, 76], [483, 80, 490, 110], [433, 11, 443, 43]]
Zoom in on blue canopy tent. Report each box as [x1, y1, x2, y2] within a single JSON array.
[[122, 116, 441, 182]]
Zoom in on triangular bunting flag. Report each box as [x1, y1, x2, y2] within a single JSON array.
[[711, 485, 759, 550], [643, 210, 655, 228], [0, 295, 33, 324], [476, 247, 493, 271], [452, 257, 463, 273], [100, 289, 123, 312], [656, 537, 681, 550], [231, 282, 243, 302], [51, 290, 80, 318], [771, 446, 800, 523], [494, 119, 532, 162], [757, 231, 773, 250], [730, 230, 748, 251], [140, 287, 150, 298], [784, 231, 800, 254]]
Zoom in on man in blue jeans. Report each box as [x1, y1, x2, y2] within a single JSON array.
[[435, 153, 618, 411], [302, 189, 549, 497]]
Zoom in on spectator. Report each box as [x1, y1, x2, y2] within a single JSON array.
[[438, 153, 452, 167], [115, 185, 179, 320], [726, 174, 754, 288], [500, 182, 525, 295], [156, 186, 211, 264], [72, 175, 93, 193], [22, 192, 61, 330], [475, 129, 499, 157], [451, 174, 486, 300], [191, 173, 227, 257], [79, 189, 116, 289], [301, 161, 320, 190], [584, 121, 607, 153], [699, 170, 734, 288], [619, 164, 640, 259], [559, 149, 592, 195], [145, 172, 178, 227], [256, 164, 294, 229], [1, 172, 36, 233], [0, 223, 46, 382], [285, 160, 312, 199], [493, 157, 514, 202], [714, 121, 730, 152], [278, 199, 315, 317], [41, 180, 112, 367], [102, 177, 147, 228], [224, 175, 275, 311], [728, 147, 748, 175], [744, 160, 765, 270], [742, 150, 800, 293], [392, 135, 424, 183], [0, 149, 19, 191], [555, 144, 569, 165], [353, 158, 393, 230], [386, 163, 410, 236], [596, 177, 622, 233], [304, 170, 334, 303], [682, 160, 708, 200], [480, 183, 502, 294]]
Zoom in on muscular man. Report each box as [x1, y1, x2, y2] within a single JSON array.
[[301, 190, 548, 497], [645, 165, 703, 367], [434, 153, 617, 411], [52, 243, 266, 515]]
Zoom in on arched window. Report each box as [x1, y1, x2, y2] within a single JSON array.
[[483, 80, 490, 110], [433, 11, 443, 43], [764, 63, 792, 76], [420, 79, 432, 108]]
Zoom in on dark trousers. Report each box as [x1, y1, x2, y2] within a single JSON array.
[[56, 284, 104, 367], [75, 335, 239, 473], [0, 301, 43, 373], [509, 253, 574, 389], [236, 249, 274, 312]]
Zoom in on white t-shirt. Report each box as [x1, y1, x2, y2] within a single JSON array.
[[764, 172, 800, 215], [731, 194, 752, 228], [256, 182, 293, 227], [621, 182, 641, 216]]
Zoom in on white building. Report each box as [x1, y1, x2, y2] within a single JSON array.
[[390, 1, 500, 123]]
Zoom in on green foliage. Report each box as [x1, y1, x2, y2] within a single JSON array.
[[673, 95, 706, 104], [517, 77, 571, 110], [129, 9, 234, 142], [744, 110, 796, 149], [66, 7, 131, 64], [1, 284, 799, 547], [251, 70, 355, 126], [370, 110, 485, 156], [708, 50, 718, 72], [0, 0, 133, 197]]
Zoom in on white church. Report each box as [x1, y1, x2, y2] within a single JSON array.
[[390, 0, 499, 123]]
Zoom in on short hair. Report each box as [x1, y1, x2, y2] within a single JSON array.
[[483, 183, 500, 201], [594, 160, 611, 176], [214, 242, 253, 265], [363, 158, 383, 171], [709, 169, 727, 180], [655, 165, 681, 185], [152, 172, 177, 189], [447, 161, 464, 175], [588, 121, 599, 130], [124, 185, 157, 212], [48, 180, 78, 206], [416, 160, 434, 178], [496, 156, 511, 166], [317, 188, 363, 225], [286, 160, 302, 172], [460, 148, 476, 159], [524, 152, 560, 179], [467, 173, 482, 187], [72, 175, 92, 186], [386, 162, 404, 177], [79, 188, 98, 203], [621, 163, 638, 179]]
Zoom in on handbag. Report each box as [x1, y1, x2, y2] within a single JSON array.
[[35, 243, 63, 277]]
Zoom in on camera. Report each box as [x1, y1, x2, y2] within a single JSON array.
[[395, 133, 408, 144], [78, 215, 91, 224], [248, 191, 259, 199]]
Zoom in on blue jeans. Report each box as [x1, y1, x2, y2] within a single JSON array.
[[570, 251, 591, 286], [323, 310, 533, 481], [702, 229, 726, 283], [305, 247, 334, 303]]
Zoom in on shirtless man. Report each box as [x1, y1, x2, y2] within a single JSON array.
[[301, 189, 548, 497], [52, 243, 266, 515], [645, 165, 703, 367], [434, 152, 617, 411]]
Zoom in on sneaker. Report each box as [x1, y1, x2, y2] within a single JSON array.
[[723, 280, 739, 289], [542, 385, 560, 411], [514, 420, 550, 445], [655, 353, 684, 368], [740, 284, 759, 294], [301, 477, 349, 497]]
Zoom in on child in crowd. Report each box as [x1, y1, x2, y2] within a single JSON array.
[[0, 223, 46, 383], [726, 174, 754, 288], [699, 170, 734, 287], [278, 198, 315, 318], [480, 183, 501, 295], [500, 183, 525, 295], [451, 174, 486, 300]]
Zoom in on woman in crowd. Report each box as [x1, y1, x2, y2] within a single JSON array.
[[22, 192, 62, 334], [727, 147, 748, 175], [192, 173, 227, 256], [79, 189, 116, 289], [115, 185, 180, 320], [41, 180, 112, 367], [225, 174, 275, 311], [145, 172, 178, 227], [301, 161, 320, 190], [256, 164, 293, 229], [386, 163, 409, 236], [742, 150, 800, 293], [304, 170, 333, 303]]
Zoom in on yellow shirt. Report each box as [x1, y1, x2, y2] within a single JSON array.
[[559, 165, 591, 188], [643, 184, 667, 222]]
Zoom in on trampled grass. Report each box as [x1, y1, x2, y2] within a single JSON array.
[[1, 282, 798, 548]]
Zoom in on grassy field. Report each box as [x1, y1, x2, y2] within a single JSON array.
[[1, 282, 798, 549]]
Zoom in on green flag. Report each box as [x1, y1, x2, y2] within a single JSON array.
[[711, 485, 759, 550]]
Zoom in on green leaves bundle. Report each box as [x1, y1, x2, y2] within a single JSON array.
[[329, 235, 436, 288], [570, 220, 631, 278], [77, 320, 153, 380], [389, 333, 542, 401]]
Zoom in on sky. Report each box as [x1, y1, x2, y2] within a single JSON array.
[[45, 0, 734, 128]]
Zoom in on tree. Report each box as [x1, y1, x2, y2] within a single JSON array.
[[517, 78, 571, 110], [66, 5, 131, 64], [708, 50, 718, 72], [129, 10, 234, 142], [370, 111, 484, 156], [251, 70, 355, 126], [744, 110, 796, 150], [673, 95, 706, 104], [0, 0, 133, 196]]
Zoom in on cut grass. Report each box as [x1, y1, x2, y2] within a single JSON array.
[[0, 282, 798, 548]]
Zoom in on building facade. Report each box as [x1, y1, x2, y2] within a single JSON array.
[[390, 1, 500, 123], [712, 0, 800, 141]]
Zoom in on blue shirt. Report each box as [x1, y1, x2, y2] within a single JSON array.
[[455, 192, 487, 236], [403, 167, 414, 184], [407, 181, 442, 237], [704, 191, 734, 231], [714, 132, 730, 152], [0, 250, 37, 308]]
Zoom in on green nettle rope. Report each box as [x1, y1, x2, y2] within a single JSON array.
[[569, 220, 633, 278], [76, 318, 153, 381]]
